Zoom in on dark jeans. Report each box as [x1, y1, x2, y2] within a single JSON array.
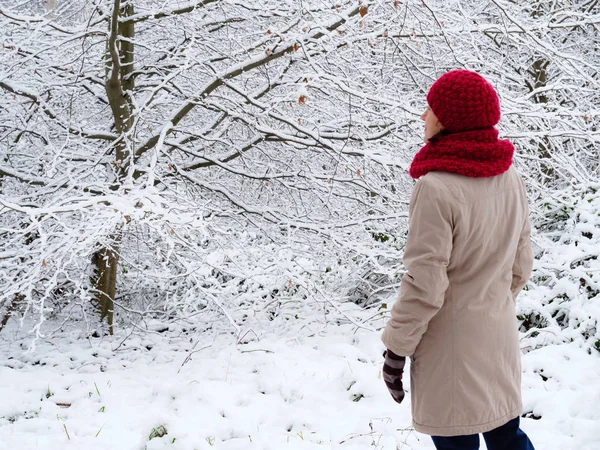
[[432, 417, 535, 450]]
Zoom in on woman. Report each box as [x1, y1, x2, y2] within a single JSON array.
[[381, 70, 536, 450]]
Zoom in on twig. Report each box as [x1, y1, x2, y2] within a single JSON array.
[[178, 334, 216, 373], [236, 328, 259, 344], [239, 349, 274, 354], [63, 424, 71, 440]]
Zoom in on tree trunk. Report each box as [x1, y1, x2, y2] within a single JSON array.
[[0, 294, 23, 333], [528, 1, 554, 181], [91, 246, 119, 335], [528, 57, 554, 180], [92, 247, 119, 334], [119, 3, 135, 95], [91, 1, 135, 334]]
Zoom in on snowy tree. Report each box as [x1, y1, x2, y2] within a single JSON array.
[[1, 0, 407, 337], [1, 0, 599, 351]]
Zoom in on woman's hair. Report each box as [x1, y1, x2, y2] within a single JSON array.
[[428, 128, 451, 142]]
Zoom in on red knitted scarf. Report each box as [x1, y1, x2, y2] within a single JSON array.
[[409, 128, 514, 179]]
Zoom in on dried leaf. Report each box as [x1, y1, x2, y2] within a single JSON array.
[[356, 168, 361, 176], [394, 0, 399, 7], [124, 215, 131, 223], [266, 29, 272, 35], [169, 228, 175, 235], [359, 20, 364, 28], [42, 259, 47, 267], [265, 47, 272, 55], [293, 42, 300, 52], [584, 115, 589, 122], [359, 6, 368, 17]]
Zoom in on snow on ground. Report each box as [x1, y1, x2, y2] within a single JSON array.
[[0, 306, 598, 450]]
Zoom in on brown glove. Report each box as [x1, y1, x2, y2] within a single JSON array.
[[382, 349, 406, 404]]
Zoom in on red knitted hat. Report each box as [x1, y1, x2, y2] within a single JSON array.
[[427, 70, 501, 133]]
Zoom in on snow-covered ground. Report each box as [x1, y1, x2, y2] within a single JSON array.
[[0, 306, 598, 450]]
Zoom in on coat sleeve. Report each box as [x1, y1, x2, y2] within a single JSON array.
[[510, 200, 533, 300], [381, 175, 454, 357]]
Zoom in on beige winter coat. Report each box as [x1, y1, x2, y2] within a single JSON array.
[[381, 167, 533, 437]]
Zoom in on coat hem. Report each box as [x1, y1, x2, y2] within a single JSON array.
[[413, 406, 522, 437]]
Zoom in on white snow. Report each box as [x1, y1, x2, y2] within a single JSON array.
[[0, 306, 598, 450]]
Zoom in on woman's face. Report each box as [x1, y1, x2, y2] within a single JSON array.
[[420, 106, 444, 142]]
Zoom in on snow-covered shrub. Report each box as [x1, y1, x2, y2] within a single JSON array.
[[521, 187, 600, 354]]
